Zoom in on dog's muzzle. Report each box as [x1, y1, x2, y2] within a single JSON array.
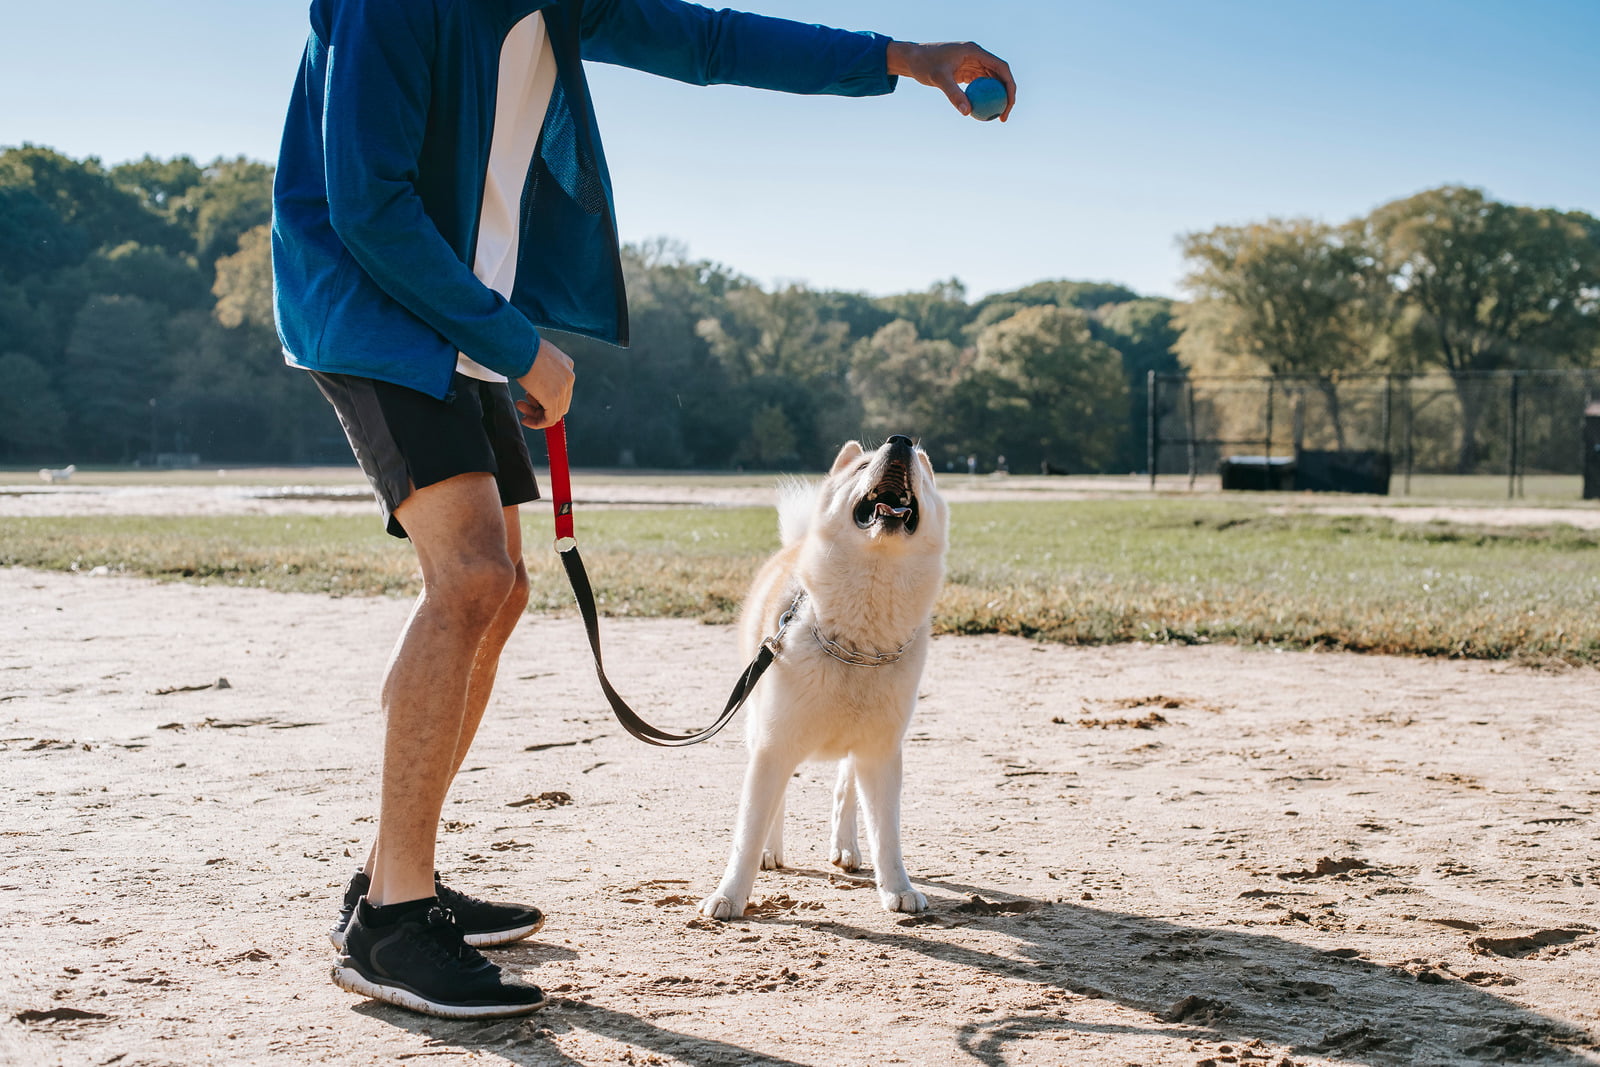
[[853, 436, 920, 534]]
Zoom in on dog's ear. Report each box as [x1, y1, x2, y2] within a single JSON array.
[[915, 448, 936, 481], [829, 441, 865, 474]]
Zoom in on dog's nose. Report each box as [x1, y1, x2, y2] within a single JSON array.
[[887, 435, 914, 449]]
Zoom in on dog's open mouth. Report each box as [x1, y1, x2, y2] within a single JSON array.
[[853, 487, 920, 533]]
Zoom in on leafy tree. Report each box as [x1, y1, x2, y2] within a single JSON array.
[[808, 288, 896, 341], [698, 282, 860, 466], [738, 401, 799, 468], [963, 299, 1024, 342], [0, 185, 88, 282], [61, 294, 167, 462], [212, 224, 274, 329], [111, 155, 204, 226], [557, 241, 752, 467], [1176, 218, 1382, 448], [979, 279, 1139, 316], [0, 351, 66, 458], [1360, 186, 1600, 470], [0, 145, 186, 256], [972, 304, 1127, 473], [79, 241, 211, 313], [0, 281, 53, 361], [872, 278, 969, 344], [1097, 298, 1181, 470], [178, 157, 274, 276], [849, 319, 960, 445]]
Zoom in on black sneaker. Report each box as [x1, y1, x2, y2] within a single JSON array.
[[434, 874, 545, 949], [329, 869, 369, 951], [332, 899, 547, 1019], [329, 870, 545, 951]]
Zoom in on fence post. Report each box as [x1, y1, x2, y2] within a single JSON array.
[[1507, 371, 1521, 500], [1381, 375, 1392, 456], [1186, 379, 1198, 490], [1402, 375, 1413, 497], [1147, 370, 1157, 491], [1264, 378, 1275, 468]]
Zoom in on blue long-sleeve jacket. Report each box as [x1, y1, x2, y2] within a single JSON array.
[[272, 0, 898, 399]]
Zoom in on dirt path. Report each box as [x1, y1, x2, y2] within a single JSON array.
[[8, 472, 1600, 531], [2, 566, 1598, 1066]]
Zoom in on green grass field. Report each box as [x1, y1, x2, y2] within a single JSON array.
[[3, 497, 1596, 665]]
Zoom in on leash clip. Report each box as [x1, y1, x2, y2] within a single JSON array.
[[763, 592, 806, 657]]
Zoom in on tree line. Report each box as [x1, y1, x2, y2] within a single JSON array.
[[2, 144, 1595, 474], [1177, 189, 1600, 471]]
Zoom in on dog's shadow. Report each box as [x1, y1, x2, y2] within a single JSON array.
[[348, 874, 1596, 1066], [768, 871, 1597, 1066]]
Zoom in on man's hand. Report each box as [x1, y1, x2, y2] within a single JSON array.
[[515, 337, 575, 429], [886, 41, 1015, 122]]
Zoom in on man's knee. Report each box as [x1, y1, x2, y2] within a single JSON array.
[[504, 561, 531, 616], [431, 555, 519, 627]]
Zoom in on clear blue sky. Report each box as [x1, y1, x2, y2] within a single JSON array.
[[3, 0, 1596, 301]]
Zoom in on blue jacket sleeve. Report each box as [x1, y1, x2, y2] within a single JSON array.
[[320, 0, 540, 380], [580, 0, 898, 97]]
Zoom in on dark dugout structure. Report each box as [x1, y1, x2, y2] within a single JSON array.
[[1148, 369, 1600, 499]]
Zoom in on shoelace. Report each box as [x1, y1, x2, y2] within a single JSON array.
[[421, 906, 495, 971], [433, 882, 476, 914]]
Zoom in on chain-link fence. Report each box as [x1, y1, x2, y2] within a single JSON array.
[[1148, 370, 1600, 497]]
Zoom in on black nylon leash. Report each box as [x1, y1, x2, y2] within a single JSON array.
[[542, 421, 778, 747]]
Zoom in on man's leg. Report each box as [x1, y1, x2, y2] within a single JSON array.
[[353, 505, 527, 870], [366, 473, 517, 908], [448, 505, 529, 780]]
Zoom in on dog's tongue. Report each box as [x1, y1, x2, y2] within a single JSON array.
[[874, 501, 911, 519]]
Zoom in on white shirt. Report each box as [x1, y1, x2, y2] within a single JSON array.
[[457, 12, 558, 383]]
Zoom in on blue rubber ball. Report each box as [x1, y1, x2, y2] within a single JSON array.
[[964, 77, 1006, 122]]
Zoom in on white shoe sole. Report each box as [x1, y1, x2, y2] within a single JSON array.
[[330, 963, 546, 1019], [463, 914, 544, 948], [331, 913, 544, 953]]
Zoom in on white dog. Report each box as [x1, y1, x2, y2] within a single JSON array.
[[700, 435, 948, 919], [38, 464, 76, 484]]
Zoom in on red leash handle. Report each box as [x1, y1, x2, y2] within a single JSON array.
[[543, 421, 575, 545]]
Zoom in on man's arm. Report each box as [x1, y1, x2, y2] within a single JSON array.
[[581, 0, 1014, 119], [580, 0, 897, 97]]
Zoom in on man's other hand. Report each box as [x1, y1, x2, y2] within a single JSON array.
[[515, 338, 575, 429], [886, 41, 1015, 122]]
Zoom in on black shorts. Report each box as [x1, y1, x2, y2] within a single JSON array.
[[310, 370, 541, 539]]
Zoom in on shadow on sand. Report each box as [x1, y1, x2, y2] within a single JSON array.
[[351, 874, 1596, 1066]]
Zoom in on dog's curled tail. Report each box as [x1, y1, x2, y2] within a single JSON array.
[[775, 477, 817, 547]]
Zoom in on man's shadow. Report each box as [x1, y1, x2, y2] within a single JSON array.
[[353, 938, 811, 1067], [351, 878, 1596, 1066]]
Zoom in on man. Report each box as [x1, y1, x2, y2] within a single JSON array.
[[272, 0, 1014, 1020]]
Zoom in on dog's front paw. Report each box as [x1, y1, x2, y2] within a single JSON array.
[[698, 893, 745, 921], [879, 887, 928, 914], [829, 845, 861, 872], [760, 848, 784, 871]]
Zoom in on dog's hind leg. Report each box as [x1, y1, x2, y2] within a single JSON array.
[[761, 780, 787, 870], [700, 747, 802, 920], [829, 757, 862, 872], [853, 749, 927, 913]]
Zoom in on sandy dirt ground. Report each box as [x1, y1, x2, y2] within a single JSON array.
[[4, 476, 1600, 1066], [3, 558, 1599, 1067]]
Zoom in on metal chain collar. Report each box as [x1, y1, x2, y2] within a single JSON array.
[[762, 590, 914, 668]]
